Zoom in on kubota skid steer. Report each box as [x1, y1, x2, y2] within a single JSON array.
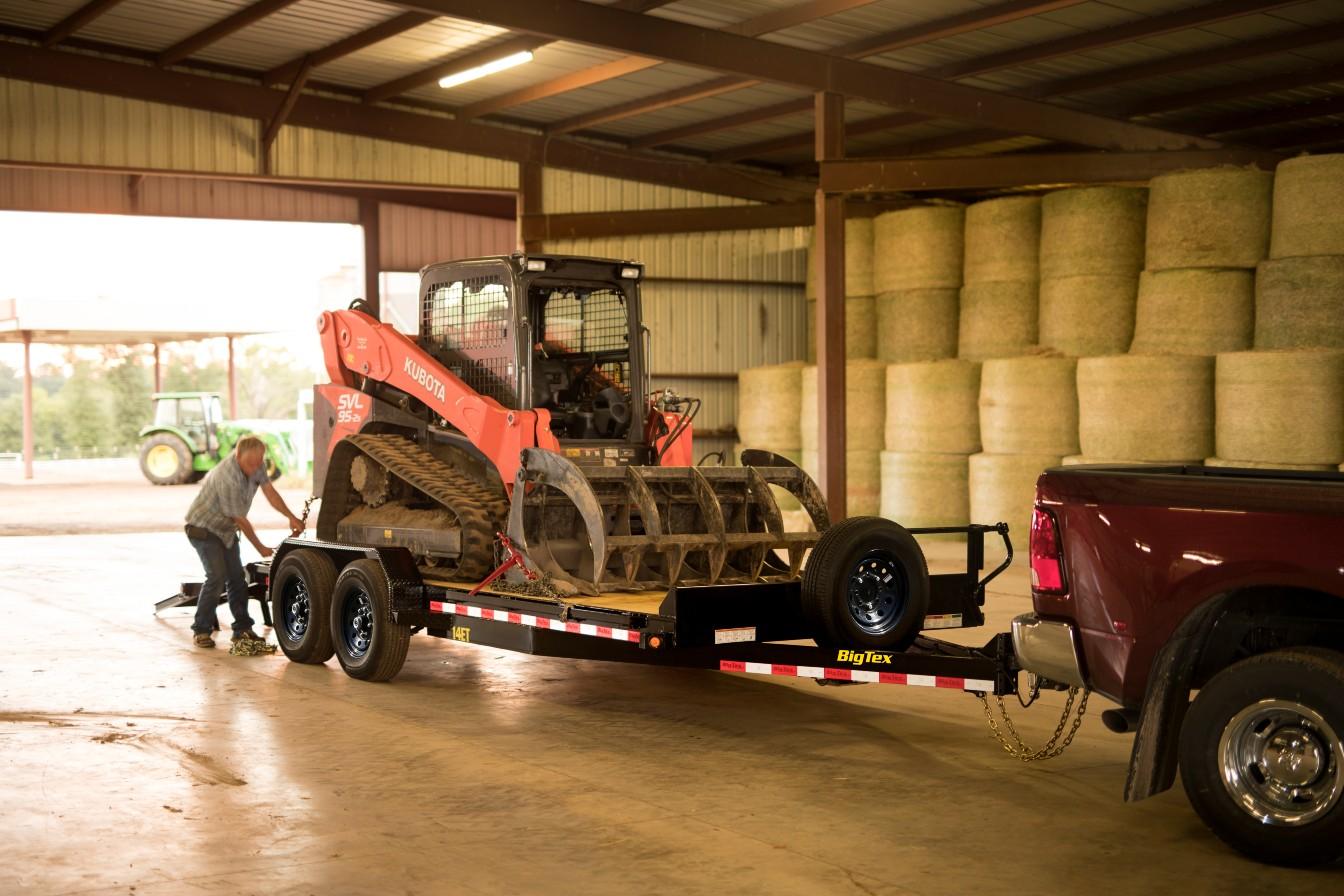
[[312, 254, 830, 597]]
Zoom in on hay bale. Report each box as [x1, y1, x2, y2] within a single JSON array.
[[880, 452, 969, 540], [1215, 349, 1344, 465], [806, 295, 878, 361], [800, 361, 887, 453], [874, 289, 959, 362], [1145, 166, 1272, 270], [1130, 268, 1254, 355], [873, 205, 965, 292], [1039, 274, 1138, 356], [805, 217, 875, 298], [737, 362, 806, 450], [1077, 355, 1214, 461], [958, 281, 1039, 361], [1270, 153, 1344, 258], [885, 360, 981, 454], [979, 356, 1079, 456], [969, 453, 1062, 547], [964, 196, 1041, 284], [802, 449, 881, 517], [1204, 457, 1336, 472], [1040, 186, 1147, 278], [1254, 256, 1344, 349]]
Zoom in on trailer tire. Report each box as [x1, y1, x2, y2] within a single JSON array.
[[270, 549, 337, 664], [1179, 647, 1344, 867], [139, 433, 193, 485], [801, 516, 930, 652], [330, 558, 410, 682]]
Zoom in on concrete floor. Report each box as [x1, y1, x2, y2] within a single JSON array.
[[2, 470, 1342, 893]]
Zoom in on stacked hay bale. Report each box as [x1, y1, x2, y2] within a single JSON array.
[[1257, 154, 1344, 350], [1131, 167, 1270, 355], [879, 360, 980, 541], [1076, 355, 1214, 464], [800, 360, 886, 515], [959, 196, 1040, 361], [735, 362, 807, 509], [1039, 186, 1146, 356], [872, 204, 964, 363], [969, 356, 1077, 545], [805, 217, 876, 361], [1213, 349, 1344, 469]]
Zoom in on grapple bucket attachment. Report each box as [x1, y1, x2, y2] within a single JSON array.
[[506, 448, 831, 595]]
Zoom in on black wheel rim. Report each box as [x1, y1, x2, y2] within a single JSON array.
[[846, 550, 908, 636], [341, 587, 374, 658], [281, 575, 310, 641]]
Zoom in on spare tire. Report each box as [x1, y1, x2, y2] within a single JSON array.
[[801, 516, 930, 652]]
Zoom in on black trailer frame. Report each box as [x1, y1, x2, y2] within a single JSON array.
[[160, 523, 1021, 696]]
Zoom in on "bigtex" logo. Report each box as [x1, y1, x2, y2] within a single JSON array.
[[837, 649, 894, 665]]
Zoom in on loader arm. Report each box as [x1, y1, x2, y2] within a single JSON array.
[[318, 308, 559, 493]]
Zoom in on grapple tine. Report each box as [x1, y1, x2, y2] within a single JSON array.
[[687, 467, 728, 584], [507, 448, 606, 595]]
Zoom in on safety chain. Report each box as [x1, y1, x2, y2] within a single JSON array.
[[493, 571, 562, 599], [978, 687, 1090, 762], [228, 638, 277, 657], [299, 495, 317, 527]]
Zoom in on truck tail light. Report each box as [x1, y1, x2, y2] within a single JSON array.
[[1030, 507, 1067, 594]]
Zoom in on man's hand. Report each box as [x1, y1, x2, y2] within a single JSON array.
[[258, 544, 275, 559], [288, 515, 305, 537]]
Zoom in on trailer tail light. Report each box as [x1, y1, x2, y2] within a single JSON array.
[[1030, 507, 1067, 594]]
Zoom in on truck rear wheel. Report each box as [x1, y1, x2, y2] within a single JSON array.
[[330, 559, 410, 682], [1179, 647, 1344, 867], [801, 516, 930, 652], [139, 434, 193, 485], [270, 549, 336, 664]]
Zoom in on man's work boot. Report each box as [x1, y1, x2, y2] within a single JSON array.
[[231, 629, 264, 644], [193, 632, 215, 649]]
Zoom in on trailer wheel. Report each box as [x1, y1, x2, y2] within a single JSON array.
[[1179, 647, 1344, 867], [801, 516, 930, 652], [270, 549, 337, 664], [139, 433, 193, 485], [329, 559, 410, 682]]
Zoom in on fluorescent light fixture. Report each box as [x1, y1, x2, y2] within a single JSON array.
[[439, 50, 534, 89]]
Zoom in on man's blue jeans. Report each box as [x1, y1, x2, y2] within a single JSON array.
[[187, 530, 253, 636]]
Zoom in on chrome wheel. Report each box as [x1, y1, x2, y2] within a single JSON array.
[[1218, 698, 1344, 826]]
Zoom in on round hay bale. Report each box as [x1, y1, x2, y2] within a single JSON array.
[[958, 280, 1039, 361], [873, 205, 965, 292], [1039, 274, 1138, 356], [805, 217, 875, 298], [733, 443, 805, 510], [1062, 456, 1198, 466], [1215, 349, 1344, 465], [1040, 186, 1147, 278], [801, 449, 881, 517], [1253, 256, 1344, 349], [1204, 457, 1336, 472], [1077, 355, 1214, 461], [964, 196, 1041, 284], [1130, 268, 1254, 355], [806, 295, 878, 361], [969, 453, 1062, 549], [737, 362, 806, 449], [979, 356, 1079, 456], [1145, 166, 1272, 270], [874, 289, 959, 362], [885, 360, 981, 454], [880, 452, 969, 540], [1270, 153, 1344, 258], [799, 360, 887, 453]]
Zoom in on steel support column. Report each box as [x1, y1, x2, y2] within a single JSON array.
[[520, 161, 543, 254], [815, 92, 846, 521], [152, 342, 162, 392], [21, 331, 33, 480], [359, 198, 381, 318], [227, 336, 238, 419]]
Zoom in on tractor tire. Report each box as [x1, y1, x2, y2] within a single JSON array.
[[801, 516, 930, 652], [330, 559, 410, 682], [270, 549, 337, 665], [1178, 647, 1344, 867], [265, 455, 282, 481], [139, 433, 194, 486]]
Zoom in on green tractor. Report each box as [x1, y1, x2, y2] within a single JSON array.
[[137, 391, 300, 486]]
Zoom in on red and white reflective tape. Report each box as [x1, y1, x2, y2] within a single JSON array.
[[719, 660, 993, 692], [429, 600, 641, 643]]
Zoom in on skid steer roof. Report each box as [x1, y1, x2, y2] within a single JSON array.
[[420, 254, 643, 283]]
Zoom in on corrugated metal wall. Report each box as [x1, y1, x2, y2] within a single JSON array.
[[542, 169, 751, 214], [543, 229, 808, 283], [0, 165, 359, 221], [378, 202, 517, 271], [272, 127, 516, 190]]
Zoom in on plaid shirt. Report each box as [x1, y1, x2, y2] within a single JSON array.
[[185, 454, 269, 547]]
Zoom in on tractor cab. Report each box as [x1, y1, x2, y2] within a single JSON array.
[[138, 391, 224, 485], [151, 392, 224, 454]]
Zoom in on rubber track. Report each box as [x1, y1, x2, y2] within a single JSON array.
[[345, 433, 509, 581]]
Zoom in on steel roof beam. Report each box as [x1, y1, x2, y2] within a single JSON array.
[[263, 12, 438, 87], [41, 0, 128, 47], [401, 0, 1214, 151], [630, 98, 814, 150], [711, 112, 925, 163], [157, 0, 302, 67]]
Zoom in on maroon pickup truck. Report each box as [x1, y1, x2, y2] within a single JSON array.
[[1011, 464, 1344, 867]]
